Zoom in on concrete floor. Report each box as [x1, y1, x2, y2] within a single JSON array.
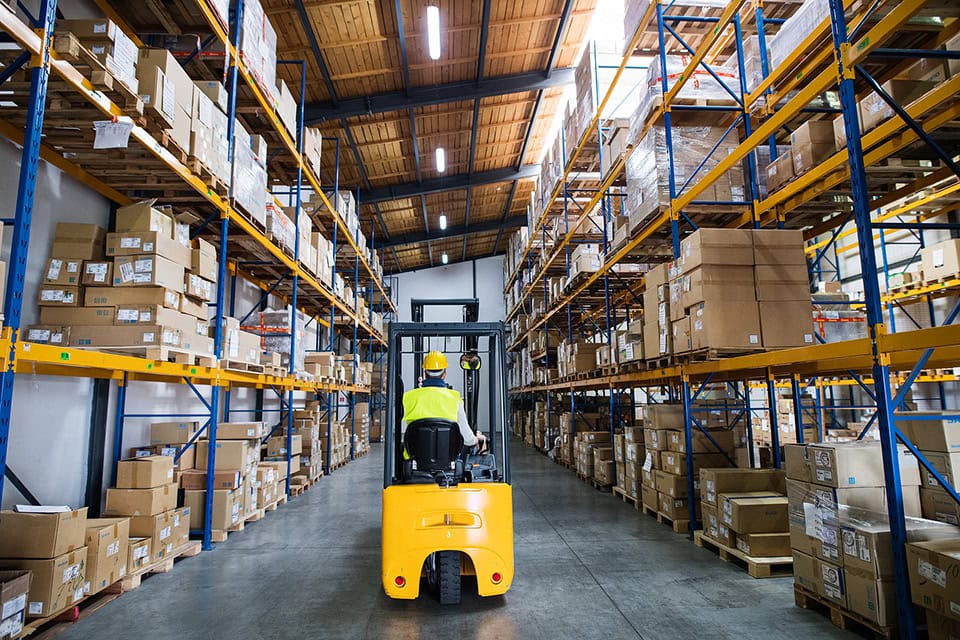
[[58, 439, 849, 640]]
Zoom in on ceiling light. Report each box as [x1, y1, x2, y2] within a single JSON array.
[[436, 147, 445, 173], [441, 253, 449, 265], [427, 6, 441, 60], [439, 214, 447, 230]]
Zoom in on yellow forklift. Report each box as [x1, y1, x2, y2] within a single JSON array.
[[381, 318, 513, 604]]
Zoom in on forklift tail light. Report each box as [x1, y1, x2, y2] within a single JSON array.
[[395, 576, 406, 587], [492, 572, 502, 584]]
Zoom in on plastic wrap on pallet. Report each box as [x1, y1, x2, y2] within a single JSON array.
[[743, 35, 767, 94], [233, 141, 268, 227], [769, 0, 829, 71], [753, 144, 790, 200], [633, 54, 741, 130], [261, 307, 306, 373], [240, 0, 278, 103], [266, 202, 296, 251]]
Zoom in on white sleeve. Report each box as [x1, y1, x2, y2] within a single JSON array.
[[457, 404, 477, 446]]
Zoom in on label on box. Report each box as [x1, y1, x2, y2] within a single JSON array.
[[120, 237, 141, 249], [143, 242, 154, 252], [952, 601, 960, 616], [117, 309, 139, 322], [166, 291, 179, 307], [160, 526, 171, 541], [749, 334, 759, 344], [143, 332, 156, 343], [86, 262, 108, 282], [47, 259, 62, 279], [167, 468, 174, 479], [166, 542, 173, 554], [140, 310, 153, 322], [28, 602, 42, 616], [29, 329, 50, 341], [2, 594, 25, 619], [642, 451, 653, 472], [919, 559, 947, 588], [83, 580, 91, 594], [63, 562, 81, 583], [231, 504, 241, 523], [174, 513, 181, 526], [162, 78, 175, 120], [73, 588, 83, 603], [857, 533, 870, 562], [0, 611, 23, 636], [821, 565, 842, 599], [840, 528, 856, 557], [41, 289, 64, 302], [163, 330, 177, 345], [934, 248, 945, 269], [133, 545, 148, 560], [135, 258, 153, 272], [118, 260, 134, 283], [107, 540, 120, 556]]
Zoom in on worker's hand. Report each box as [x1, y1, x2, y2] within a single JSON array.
[[476, 432, 488, 454]]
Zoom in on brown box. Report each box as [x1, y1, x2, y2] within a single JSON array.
[[659, 451, 731, 476], [809, 442, 920, 488], [81, 260, 113, 286], [765, 151, 794, 193], [898, 412, 960, 453], [179, 469, 242, 490], [678, 229, 754, 274], [667, 429, 735, 455], [928, 610, 960, 640], [44, 257, 82, 285], [191, 237, 218, 281], [845, 572, 895, 628], [127, 512, 173, 562], [860, 80, 936, 132], [641, 484, 658, 509], [655, 470, 698, 499], [690, 300, 761, 351], [793, 551, 846, 608], [736, 532, 790, 557], [921, 486, 960, 525], [69, 325, 180, 348], [754, 263, 810, 301], [840, 517, 958, 580], [116, 455, 175, 489], [104, 485, 177, 517], [37, 285, 80, 307], [217, 422, 268, 440], [183, 489, 242, 530], [906, 538, 960, 622], [3, 548, 87, 618], [680, 265, 756, 310], [150, 421, 200, 445], [792, 126, 835, 174], [126, 537, 151, 574], [718, 492, 788, 534], [658, 492, 697, 521], [672, 316, 691, 354], [752, 229, 806, 266], [40, 306, 113, 326], [184, 273, 214, 301], [171, 507, 190, 549], [789, 120, 835, 149], [106, 232, 190, 267], [700, 468, 787, 506], [0, 569, 30, 634], [84, 286, 181, 310], [195, 440, 250, 472], [0, 508, 88, 559], [759, 301, 816, 348], [83, 518, 129, 596], [784, 444, 814, 482], [51, 223, 105, 260], [24, 325, 70, 345], [113, 255, 185, 289]]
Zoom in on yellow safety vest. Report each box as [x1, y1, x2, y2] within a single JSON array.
[[402, 386, 461, 424]]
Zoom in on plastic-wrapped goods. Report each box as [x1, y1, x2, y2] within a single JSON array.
[[743, 35, 768, 94], [233, 136, 268, 227], [574, 45, 646, 150], [266, 202, 296, 251], [633, 54, 741, 131], [240, 0, 278, 103], [769, 0, 829, 71], [261, 308, 306, 373], [753, 144, 790, 200], [624, 126, 746, 230]]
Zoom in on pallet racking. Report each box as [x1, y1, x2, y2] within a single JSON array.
[[506, 1, 960, 636], [0, 0, 397, 550]]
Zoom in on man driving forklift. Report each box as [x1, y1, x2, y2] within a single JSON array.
[[401, 350, 487, 456]]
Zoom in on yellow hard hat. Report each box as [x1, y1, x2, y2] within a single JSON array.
[[423, 350, 447, 372]]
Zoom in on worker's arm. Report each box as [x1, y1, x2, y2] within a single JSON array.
[[456, 404, 478, 447]]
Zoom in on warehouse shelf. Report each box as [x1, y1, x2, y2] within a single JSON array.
[[507, 0, 960, 635]]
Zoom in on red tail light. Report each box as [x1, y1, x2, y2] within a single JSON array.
[[491, 572, 502, 584], [395, 576, 406, 587]]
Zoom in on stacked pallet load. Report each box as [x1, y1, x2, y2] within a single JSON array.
[[133, 420, 200, 491], [352, 402, 371, 456], [697, 468, 792, 578], [784, 441, 958, 631], [0, 508, 88, 620], [899, 413, 960, 526], [183, 422, 266, 536], [613, 426, 645, 502], [288, 404, 324, 487], [574, 431, 611, 483]]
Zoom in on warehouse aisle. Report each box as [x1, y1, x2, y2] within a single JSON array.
[[58, 440, 848, 640]]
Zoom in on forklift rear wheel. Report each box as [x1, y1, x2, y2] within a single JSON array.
[[428, 551, 461, 605]]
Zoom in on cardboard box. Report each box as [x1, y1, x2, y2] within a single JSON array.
[[184, 273, 214, 301], [114, 201, 174, 237], [43, 257, 82, 285], [116, 455, 175, 489], [921, 486, 960, 525], [658, 493, 697, 521], [790, 120, 835, 174], [671, 316, 691, 353], [766, 151, 794, 193], [137, 63, 175, 129], [860, 80, 936, 132], [191, 237, 218, 281], [127, 512, 173, 561], [759, 300, 815, 348], [179, 295, 208, 320], [667, 429, 735, 455], [680, 265, 756, 310], [83, 518, 129, 596], [24, 324, 69, 345], [700, 468, 787, 505], [906, 538, 960, 622], [752, 229, 806, 266], [718, 491, 788, 534], [69, 325, 181, 348], [918, 451, 960, 491], [81, 260, 112, 286], [40, 306, 113, 326], [0, 508, 88, 559], [217, 422, 268, 440], [655, 470, 698, 499], [3, 548, 87, 618], [0, 569, 30, 638], [113, 255, 185, 289], [104, 485, 177, 517], [150, 421, 200, 445], [841, 517, 958, 580], [809, 442, 920, 488], [659, 451, 731, 476], [138, 443, 194, 471], [736, 532, 790, 557], [267, 435, 302, 457], [784, 444, 813, 482], [183, 490, 242, 530], [126, 537, 151, 574], [84, 286, 180, 310], [37, 285, 80, 307], [844, 572, 894, 627], [928, 610, 960, 640], [171, 507, 190, 548], [678, 229, 754, 274], [898, 413, 960, 452], [106, 231, 191, 267], [180, 469, 242, 490], [690, 300, 762, 351], [754, 263, 810, 301], [51, 223, 105, 260], [922, 239, 960, 283], [641, 484, 658, 509], [195, 440, 250, 472]]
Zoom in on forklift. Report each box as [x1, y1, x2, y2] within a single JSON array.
[[381, 318, 514, 604]]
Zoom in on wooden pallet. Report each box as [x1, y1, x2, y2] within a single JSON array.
[[78, 345, 217, 368], [612, 485, 640, 509], [693, 530, 793, 579], [793, 585, 896, 639], [223, 359, 266, 374], [52, 31, 144, 119], [676, 347, 765, 363], [289, 483, 305, 497], [160, 130, 188, 165], [187, 156, 229, 196], [645, 356, 673, 370], [244, 508, 265, 524], [925, 272, 960, 286], [590, 478, 613, 492], [640, 503, 689, 533], [22, 541, 201, 638]]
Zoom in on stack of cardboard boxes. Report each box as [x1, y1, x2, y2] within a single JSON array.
[[574, 431, 611, 480], [899, 413, 960, 526], [906, 536, 960, 637], [0, 509, 88, 620], [784, 441, 956, 628], [104, 455, 188, 565], [59, 19, 139, 95], [0, 569, 30, 637], [614, 426, 645, 499], [556, 339, 603, 378], [134, 420, 200, 489], [287, 404, 324, 482], [750, 393, 819, 449], [699, 468, 789, 557]]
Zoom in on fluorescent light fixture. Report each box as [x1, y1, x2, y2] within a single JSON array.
[[436, 147, 445, 173], [439, 214, 447, 230], [441, 253, 449, 265], [427, 6, 441, 60]]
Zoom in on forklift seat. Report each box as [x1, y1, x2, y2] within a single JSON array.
[[403, 418, 464, 485]]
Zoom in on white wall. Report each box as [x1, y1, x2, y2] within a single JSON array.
[[393, 256, 506, 433]]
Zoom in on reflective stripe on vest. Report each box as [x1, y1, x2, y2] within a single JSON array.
[[402, 386, 461, 424]]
